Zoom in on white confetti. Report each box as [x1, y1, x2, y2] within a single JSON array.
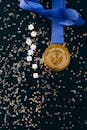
[[28, 24, 34, 30]]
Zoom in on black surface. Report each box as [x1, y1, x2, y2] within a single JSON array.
[[0, 0, 87, 130]]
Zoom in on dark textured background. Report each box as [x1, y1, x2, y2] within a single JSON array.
[[0, 0, 87, 130]]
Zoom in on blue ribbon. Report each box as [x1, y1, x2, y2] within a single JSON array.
[[20, 0, 85, 44]]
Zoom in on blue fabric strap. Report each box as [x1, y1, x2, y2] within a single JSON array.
[[20, 0, 85, 44], [52, 0, 65, 43]]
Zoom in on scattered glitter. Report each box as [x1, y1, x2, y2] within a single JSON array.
[[0, 0, 87, 130]]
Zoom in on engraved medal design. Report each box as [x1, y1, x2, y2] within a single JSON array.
[[43, 44, 71, 71]]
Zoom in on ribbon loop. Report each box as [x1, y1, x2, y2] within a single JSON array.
[[20, 0, 85, 44]]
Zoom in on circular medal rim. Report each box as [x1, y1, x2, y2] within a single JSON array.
[[43, 44, 71, 72]]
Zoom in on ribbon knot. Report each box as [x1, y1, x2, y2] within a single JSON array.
[[20, 0, 85, 44]]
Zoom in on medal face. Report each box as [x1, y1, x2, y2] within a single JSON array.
[[43, 44, 71, 71]]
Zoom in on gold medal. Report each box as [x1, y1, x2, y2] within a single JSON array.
[[43, 44, 71, 71]]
